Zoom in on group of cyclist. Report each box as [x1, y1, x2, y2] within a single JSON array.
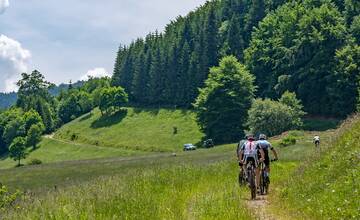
[[236, 133, 278, 194], [237, 133, 321, 195]]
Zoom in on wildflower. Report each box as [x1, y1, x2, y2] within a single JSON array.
[[337, 208, 341, 212], [332, 190, 335, 193], [307, 198, 311, 202]]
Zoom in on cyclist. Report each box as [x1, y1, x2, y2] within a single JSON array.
[[236, 138, 247, 184], [238, 134, 265, 192], [257, 134, 278, 184], [313, 135, 320, 147]]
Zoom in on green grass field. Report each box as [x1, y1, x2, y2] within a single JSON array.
[[0, 127, 338, 219], [55, 108, 204, 153], [270, 116, 360, 220], [0, 137, 144, 169], [0, 108, 357, 219]]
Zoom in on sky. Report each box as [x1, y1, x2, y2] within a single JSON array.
[[0, 0, 206, 92]]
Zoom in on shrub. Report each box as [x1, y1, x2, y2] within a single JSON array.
[[247, 92, 305, 137], [0, 185, 21, 212], [28, 158, 42, 166], [279, 135, 297, 147]]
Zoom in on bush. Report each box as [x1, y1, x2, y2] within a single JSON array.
[[279, 135, 297, 147], [28, 158, 42, 166], [0, 185, 21, 212], [247, 92, 305, 137]]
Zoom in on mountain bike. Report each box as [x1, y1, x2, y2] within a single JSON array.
[[245, 158, 257, 200], [238, 162, 246, 186], [259, 159, 277, 195]]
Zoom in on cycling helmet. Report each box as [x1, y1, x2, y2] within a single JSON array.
[[259, 134, 267, 140], [246, 134, 255, 141]]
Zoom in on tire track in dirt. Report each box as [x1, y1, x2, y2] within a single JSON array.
[[246, 195, 277, 220]]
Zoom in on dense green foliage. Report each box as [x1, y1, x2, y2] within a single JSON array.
[[247, 92, 305, 136], [194, 56, 255, 143], [111, 0, 359, 118], [112, 0, 287, 108], [99, 86, 128, 115], [58, 77, 111, 123], [245, 1, 359, 117]]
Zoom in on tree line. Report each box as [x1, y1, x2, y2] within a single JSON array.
[[112, 0, 360, 117]]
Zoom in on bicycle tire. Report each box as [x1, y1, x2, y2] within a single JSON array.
[[248, 166, 256, 200]]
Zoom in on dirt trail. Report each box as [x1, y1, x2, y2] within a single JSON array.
[[246, 195, 278, 220]]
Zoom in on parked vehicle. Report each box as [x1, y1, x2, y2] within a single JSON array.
[[203, 139, 214, 148], [183, 143, 196, 151]]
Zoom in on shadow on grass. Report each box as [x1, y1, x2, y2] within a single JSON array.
[[133, 108, 160, 116], [0, 152, 9, 161], [303, 117, 342, 131], [91, 109, 128, 128]]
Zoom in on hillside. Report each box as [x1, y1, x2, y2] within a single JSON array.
[[55, 108, 204, 152], [270, 116, 360, 219]]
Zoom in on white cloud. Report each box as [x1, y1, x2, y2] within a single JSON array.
[[80, 67, 110, 81], [0, 34, 31, 92], [0, 0, 9, 14]]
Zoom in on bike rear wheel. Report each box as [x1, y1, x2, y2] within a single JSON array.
[[248, 168, 256, 200]]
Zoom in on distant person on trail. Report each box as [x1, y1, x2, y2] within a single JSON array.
[[238, 134, 265, 191], [256, 134, 278, 183], [313, 135, 320, 150]]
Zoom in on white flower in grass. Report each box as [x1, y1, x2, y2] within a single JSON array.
[[332, 189, 335, 193]]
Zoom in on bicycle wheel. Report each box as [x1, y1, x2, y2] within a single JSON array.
[[238, 171, 245, 186], [248, 168, 256, 200], [260, 168, 266, 195]]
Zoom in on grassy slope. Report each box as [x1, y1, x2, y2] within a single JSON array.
[[55, 108, 204, 153], [270, 117, 360, 219], [1, 129, 333, 219], [0, 107, 203, 169], [0, 138, 143, 169]]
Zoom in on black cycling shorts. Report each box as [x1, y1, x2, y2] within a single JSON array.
[[245, 156, 259, 168]]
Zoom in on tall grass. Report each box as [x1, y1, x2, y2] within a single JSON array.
[[270, 115, 360, 219], [3, 162, 252, 220]]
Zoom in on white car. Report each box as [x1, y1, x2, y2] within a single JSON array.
[[183, 143, 196, 151]]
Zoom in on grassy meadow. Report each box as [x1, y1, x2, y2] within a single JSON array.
[[270, 117, 360, 220], [1, 126, 338, 219], [0, 137, 144, 169], [1, 109, 356, 220], [55, 108, 204, 152]]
